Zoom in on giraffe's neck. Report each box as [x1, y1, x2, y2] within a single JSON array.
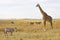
[[38, 5, 47, 16]]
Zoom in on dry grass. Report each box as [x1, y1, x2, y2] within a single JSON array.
[[0, 19, 60, 40]]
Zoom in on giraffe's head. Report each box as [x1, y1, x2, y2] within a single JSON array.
[[36, 3, 40, 7]]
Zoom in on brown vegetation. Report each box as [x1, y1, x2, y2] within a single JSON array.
[[0, 19, 60, 40]]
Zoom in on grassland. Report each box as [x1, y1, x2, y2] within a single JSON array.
[[0, 19, 60, 40]]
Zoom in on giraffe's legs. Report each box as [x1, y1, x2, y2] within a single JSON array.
[[50, 21, 53, 29], [43, 20, 46, 31]]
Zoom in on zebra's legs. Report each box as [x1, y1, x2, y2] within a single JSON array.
[[11, 32, 13, 36], [4, 32, 8, 36]]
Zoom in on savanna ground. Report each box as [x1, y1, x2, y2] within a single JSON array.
[[0, 19, 60, 40]]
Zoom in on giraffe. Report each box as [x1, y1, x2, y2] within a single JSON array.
[[36, 3, 53, 31]]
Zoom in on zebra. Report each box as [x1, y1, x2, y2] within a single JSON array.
[[30, 22, 34, 25], [4, 27, 17, 36], [35, 22, 41, 24], [11, 21, 14, 24]]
